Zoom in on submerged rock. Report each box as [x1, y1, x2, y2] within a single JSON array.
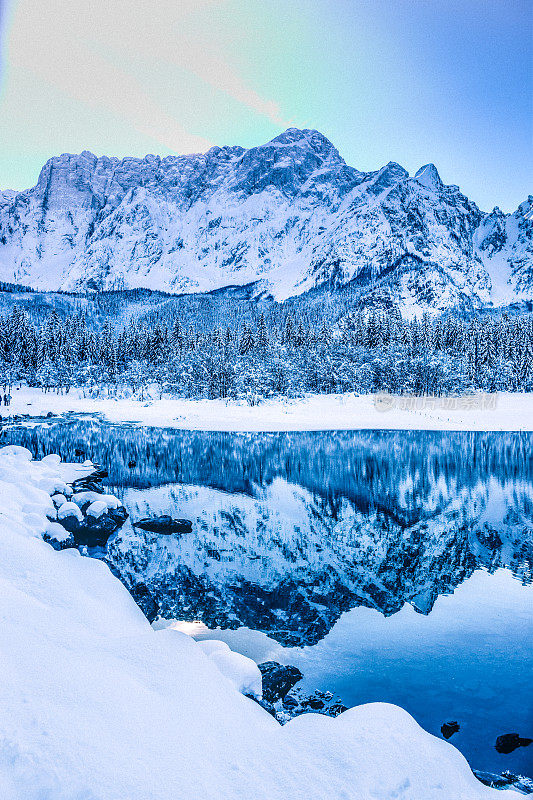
[[495, 733, 533, 754], [249, 664, 346, 725], [474, 770, 533, 794], [133, 516, 193, 534], [276, 688, 347, 724], [441, 721, 460, 739], [71, 468, 109, 494]]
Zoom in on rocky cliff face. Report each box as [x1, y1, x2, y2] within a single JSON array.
[[1, 129, 531, 313]]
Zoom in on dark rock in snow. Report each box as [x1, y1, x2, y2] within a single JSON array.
[[276, 688, 347, 723], [80, 506, 128, 547], [441, 721, 460, 739], [54, 459, 129, 548], [58, 505, 129, 548], [71, 467, 108, 492], [57, 510, 83, 533], [495, 733, 533, 754], [43, 531, 76, 551], [247, 684, 346, 725], [133, 516, 193, 534], [247, 662, 345, 724], [258, 662, 303, 704]]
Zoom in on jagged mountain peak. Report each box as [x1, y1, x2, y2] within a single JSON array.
[[266, 127, 343, 159], [228, 127, 344, 173], [0, 129, 531, 312], [414, 163, 443, 192], [516, 195, 533, 220], [367, 161, 409, 193], [205, 144, 246, 161]]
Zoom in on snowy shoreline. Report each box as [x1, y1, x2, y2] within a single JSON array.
[[0, 445, 519, 799], [3, 386, 533, 432]]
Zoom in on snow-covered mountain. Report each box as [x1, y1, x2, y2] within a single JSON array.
[[0, 128, 531, 313]]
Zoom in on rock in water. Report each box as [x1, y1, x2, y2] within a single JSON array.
[[258, 662, 303, 704], [474, 770, 533, 794], [133, 516, 193, 534], [276, 688, 347, 724], [54, 466, 129, 548], [441, 721, 460, 739], [248, 664, 346, 725], [495, 733, 533, 754], [56, 504, 128, 547]]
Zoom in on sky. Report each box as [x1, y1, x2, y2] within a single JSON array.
[[0, 0, 531, 211]]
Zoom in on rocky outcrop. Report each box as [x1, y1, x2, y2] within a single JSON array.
[[249, 661, 346, 724], [474, 770, 533, 794], [257, 662, 303, 704], [277, 689, 347, 723], [45, 466, 129, 549]]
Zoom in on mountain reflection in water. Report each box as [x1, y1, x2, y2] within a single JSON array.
[[4, 420, 531, 644], [2, 419, 532, 777]]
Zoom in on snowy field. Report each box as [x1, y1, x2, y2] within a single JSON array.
[[0, 445, 518, 799], [4, 386, 533, 431]]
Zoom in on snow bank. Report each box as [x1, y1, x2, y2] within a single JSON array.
[[0, 446, 515, 799], [197, 639, 263, 699], [57, 500, 84, 521], [86, 499, 110, 518], [72, 490, 122, 510], [5, 386, 533, 431]]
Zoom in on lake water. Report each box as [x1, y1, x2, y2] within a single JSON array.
[[2, 416, 532, 779]]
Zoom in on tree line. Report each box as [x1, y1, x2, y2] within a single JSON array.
[[0, 305, 532, 400]]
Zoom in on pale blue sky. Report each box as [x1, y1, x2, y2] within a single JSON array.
[[0, 0, 531, 211]]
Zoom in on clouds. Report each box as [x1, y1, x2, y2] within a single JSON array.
[[3, 0, 286, 159], [0, 0, 530, 209]]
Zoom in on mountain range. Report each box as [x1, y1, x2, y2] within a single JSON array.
[[1, 128, 532, 314]]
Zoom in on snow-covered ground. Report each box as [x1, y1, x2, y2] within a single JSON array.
[[0, 445, 517, 799], [4, 386, 533, 431]]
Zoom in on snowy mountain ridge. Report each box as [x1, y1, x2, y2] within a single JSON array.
[[1, 128, 532, 313]]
